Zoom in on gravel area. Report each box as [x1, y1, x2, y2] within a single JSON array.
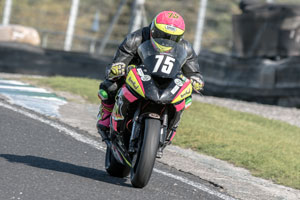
[[193, 94, 300, 128]]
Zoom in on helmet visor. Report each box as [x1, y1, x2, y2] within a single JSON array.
[[151, 25, 183, 43]]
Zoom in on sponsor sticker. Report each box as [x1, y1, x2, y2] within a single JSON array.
[[137, 68, 144, 77], [171, 85, 180, 94], [165, 25, 177, 32], [174, 79, 183, 87], [178, 74, 187, 82], [149, 113, 160, 119], [128, 76, 139, 90], [180, 88, 191, 99], [141, 75, 151, 81]]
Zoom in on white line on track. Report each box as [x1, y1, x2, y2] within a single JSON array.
[[0, 101, 236, 200], [0, 80, 29, 85], [0, 85, 51, 93]]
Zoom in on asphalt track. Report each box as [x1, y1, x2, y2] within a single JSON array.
[[0, 102, 235, 200]]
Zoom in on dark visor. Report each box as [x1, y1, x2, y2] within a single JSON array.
[[152, 25, 183, 43]]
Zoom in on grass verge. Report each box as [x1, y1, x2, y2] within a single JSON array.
[[20, 75, 300, 189], [21, 76, 100, 104]]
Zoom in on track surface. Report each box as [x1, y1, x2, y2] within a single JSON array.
[[0, 103, 233, 200]]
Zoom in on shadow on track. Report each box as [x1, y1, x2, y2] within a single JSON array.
[[0, 154, 132, 187]]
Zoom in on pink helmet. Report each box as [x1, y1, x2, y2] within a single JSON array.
[[150, 11, 185, 51]]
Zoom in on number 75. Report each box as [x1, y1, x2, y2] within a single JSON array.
[[153, 55, 175, 74]]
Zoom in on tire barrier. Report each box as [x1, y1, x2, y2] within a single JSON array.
[[198, 50, 300, 108], [0, 42, 111, 80]]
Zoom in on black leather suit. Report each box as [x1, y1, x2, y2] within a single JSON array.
[[100, 26, 203, 105]]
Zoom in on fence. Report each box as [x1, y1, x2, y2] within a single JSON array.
[[1, 0, 299, 56]]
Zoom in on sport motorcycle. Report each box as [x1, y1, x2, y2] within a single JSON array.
[[104, 38, 193, 188]]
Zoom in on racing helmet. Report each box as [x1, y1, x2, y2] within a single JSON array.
[[150, 11, 185, 52]]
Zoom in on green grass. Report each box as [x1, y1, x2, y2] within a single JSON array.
[[21, 76, 300, 189], [21, 76, 101, 104], [175, 103, 300, 189]]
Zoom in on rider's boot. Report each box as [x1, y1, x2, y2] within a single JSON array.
[[96, 102, 114, 141]]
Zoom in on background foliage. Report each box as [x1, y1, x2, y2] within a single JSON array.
[[1, 0, 300, 54]]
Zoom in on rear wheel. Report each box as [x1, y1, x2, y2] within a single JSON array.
[[130, 118, 161, 188], [105, 146, 130, 178]]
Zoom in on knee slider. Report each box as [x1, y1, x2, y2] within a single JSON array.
[[99, 80, 120, 103], [100, 80, 118, 94], [98, 89, 108, 101]]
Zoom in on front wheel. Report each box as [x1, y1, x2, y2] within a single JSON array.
[[130, 118, 161, 188]]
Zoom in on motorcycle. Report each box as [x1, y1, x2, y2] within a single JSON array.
[[104, 38, 193, 188]]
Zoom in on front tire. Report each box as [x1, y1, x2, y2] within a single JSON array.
[[105, 146, 130, 178], [130, 118, 161, 188]]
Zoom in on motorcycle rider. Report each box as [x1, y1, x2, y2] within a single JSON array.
[[97, 11, 204, 156]]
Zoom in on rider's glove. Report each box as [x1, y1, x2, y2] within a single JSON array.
[[108, 62, 126, 80], [190, 76, 204, 93]]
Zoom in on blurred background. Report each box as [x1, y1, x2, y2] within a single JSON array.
[[1, 0, 300, 107], [0, 0, 298, 56]]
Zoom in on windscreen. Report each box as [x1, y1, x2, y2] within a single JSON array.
[[137, 39, 187, 78]]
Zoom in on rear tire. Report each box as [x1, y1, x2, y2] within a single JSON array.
[[130, 118, 161, 188], [105, 146, 130, 178]]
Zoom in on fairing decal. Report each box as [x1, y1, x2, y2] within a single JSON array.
[[112, 145, 124, 164], [126, 68, 145, 98], [119, 151, 132, 167], [171, 80, 192, 104], [112, 96, 124, 121], [174, 99, 185, 112], [151, 37, 172, 52], [112, 118, 118, 131], [170, 131, 177, 141], [122, 85, 138, 102], [185, 96, 192, 109]]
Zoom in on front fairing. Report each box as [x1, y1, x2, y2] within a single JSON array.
[[133, 66, 191, 103], [126, 39, 192, 104]]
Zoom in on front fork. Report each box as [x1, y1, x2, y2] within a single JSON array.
[[160, 109, 168, 148], [129, 103, 141, 153], [129, 110, 168, 153], [128, 103, 169, 154]]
